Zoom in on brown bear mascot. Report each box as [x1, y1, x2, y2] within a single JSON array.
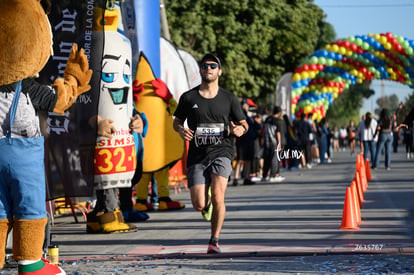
[[0, 0, 92, 274]]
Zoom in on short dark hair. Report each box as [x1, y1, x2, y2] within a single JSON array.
[[273, 106, 281, 114]]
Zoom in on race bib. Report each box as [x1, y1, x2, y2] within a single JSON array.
[[194, 123, 225, 147]]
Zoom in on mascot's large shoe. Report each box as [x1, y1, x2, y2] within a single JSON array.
[[86, 209, 137, 234], [158, 197, 185, 211], [133, 199, 154, 212]]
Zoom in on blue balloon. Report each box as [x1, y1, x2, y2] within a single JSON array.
[[292, 81, 301, 89]]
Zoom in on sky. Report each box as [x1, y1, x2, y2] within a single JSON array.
[[313, 0, 414, 114]]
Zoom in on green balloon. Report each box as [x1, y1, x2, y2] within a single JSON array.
[[362, 42, 370, 50], [318, 57, 326, 65], [311, 56, 319, 64]]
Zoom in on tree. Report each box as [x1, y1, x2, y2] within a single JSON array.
[[374, 94, 400, 116], [396, 90, 414, 124], [165, 0, 333, 102], [326, 81, 374, 128]]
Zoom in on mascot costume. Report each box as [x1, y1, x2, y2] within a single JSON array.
[[85, 3, 148, 234], [126, 1, 185, 212], [0, 0, 92, 274], [132, 54, 185, 211]]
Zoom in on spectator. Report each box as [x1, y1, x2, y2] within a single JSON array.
[[250, 113, 263, 181], [373, 108, 394, 170], [359, 112, 377, 165], [307, 113, 319, 164], [317, 118, 330, 163], [347, 120, 357, 156], [339, 126, 348, 151], [332, 127, 340, 152], [233, 99, 257, 186], [261, 106, 286, 182], [294, 113, 312, 169], [392, 120, 400, 153], [403, 118, 414, 159], [283, 114, 300, 170]]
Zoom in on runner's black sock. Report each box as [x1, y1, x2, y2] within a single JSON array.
[[209, 237, 219, 245]]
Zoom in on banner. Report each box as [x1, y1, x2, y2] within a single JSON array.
[[160, 37, 201, 100], [275, 72, 292, 119], [38, 1, 104, 200]]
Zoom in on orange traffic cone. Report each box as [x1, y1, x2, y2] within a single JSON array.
[[356, 153, 362, 171], [359, 160, 368, 192], [351, 181, 362, 224], [355, 172, 365, 207], [365, 159, 372, 181], [340, 187, 360, 230]]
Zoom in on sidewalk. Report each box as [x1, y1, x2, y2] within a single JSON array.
[[3, 148, 414, 274]]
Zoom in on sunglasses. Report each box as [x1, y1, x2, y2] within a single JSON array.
[[201, 63, 219, 70]]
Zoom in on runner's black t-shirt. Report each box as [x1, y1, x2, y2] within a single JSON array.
[[174, 86, 245, 167]]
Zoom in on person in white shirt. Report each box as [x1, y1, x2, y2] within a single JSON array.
[[359, 112, 378, 164]]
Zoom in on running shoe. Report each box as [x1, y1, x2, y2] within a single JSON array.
[[201, 187, 212, 221], [201, 202, 212, 221], [269, 175, 285, 182], [207, 242, 221, 254]]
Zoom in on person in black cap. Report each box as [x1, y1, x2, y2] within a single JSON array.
[[173, 53, 248, 254], [262, 105, 286, 182], [200, 53, 222, 68]]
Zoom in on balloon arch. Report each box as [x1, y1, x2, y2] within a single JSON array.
[[291, 32, 414, 121]]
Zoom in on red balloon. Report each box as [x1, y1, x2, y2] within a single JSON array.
[[395, 44, 402, 52], [360, 67, 367, 74], [343, 40, 350, 48], [386, 32, 393, 39], [302, 64, 309, 71], [350, 43, 358, 51]]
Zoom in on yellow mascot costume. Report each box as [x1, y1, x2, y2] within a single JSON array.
[[0, 1, 92, 274], [133, 54, 185, 211]]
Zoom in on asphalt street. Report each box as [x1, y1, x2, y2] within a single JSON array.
[[2, 147, 414, 274]]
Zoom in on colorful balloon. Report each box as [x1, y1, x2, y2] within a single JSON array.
[[291, 33, 414, 120]]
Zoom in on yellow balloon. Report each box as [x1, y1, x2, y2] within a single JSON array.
[[332, 44, 339, 52], [304, 105, 312, 113], [301, 71, 309, 79], [309, 71, 316, 78], [350, 69, 358, 76], [292, 73, 301, 81], [380, 36, 387, 44], [339, 47, 346, 55], [374, 34, 380, 40], [385, 42, 392, 50], [316, 113, 323, 121]]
